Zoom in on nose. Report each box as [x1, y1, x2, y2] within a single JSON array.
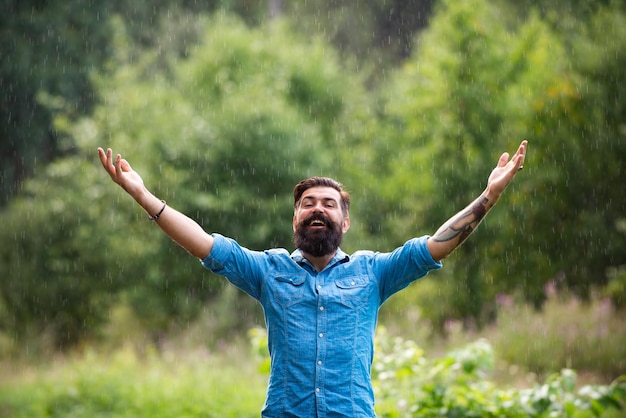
[[312, 201, 326, 213]]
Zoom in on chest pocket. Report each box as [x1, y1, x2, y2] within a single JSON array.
[[334, 276, 370, 309], [271, 274, 307, 307]]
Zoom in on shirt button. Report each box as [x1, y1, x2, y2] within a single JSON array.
[[316, 388, 321, 393], [319, 333, 324, 338], [317, 285, 322, 289], [318, 360, 322, 365], [351, 281, 356, 285], [319, 306, 324, 311]]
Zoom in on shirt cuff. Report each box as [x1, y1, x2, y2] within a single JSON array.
[[410, 235, 443, 270], [200, 233, 228, 272]]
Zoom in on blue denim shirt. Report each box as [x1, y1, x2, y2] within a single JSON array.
[[202, 233, 442, 417]]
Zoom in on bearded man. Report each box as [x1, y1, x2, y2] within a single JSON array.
[[98, 140, 526, 417]]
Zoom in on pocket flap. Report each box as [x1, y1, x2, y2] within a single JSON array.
[[274, 274, 306, 286], [335, 276, 368, 289]]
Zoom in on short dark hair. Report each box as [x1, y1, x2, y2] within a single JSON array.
[[293, 177, 350, 215]]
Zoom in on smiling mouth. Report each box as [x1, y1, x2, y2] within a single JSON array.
[[309, 220, 326, 227]]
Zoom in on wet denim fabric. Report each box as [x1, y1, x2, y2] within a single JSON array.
[[202, 233, 442, 417]]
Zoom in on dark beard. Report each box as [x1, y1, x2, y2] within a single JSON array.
[[293, 214, 343, 257]]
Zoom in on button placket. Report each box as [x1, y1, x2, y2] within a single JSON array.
[[315, 275, 327, 405]]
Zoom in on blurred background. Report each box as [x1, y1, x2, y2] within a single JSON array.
[[1, 0, 625, 415]]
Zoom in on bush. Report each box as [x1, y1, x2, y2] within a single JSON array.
[[2, 330, 625, 418], [371, 329, 626, 417], [249, 327, 626, 417], [381, 284, 626, 385]]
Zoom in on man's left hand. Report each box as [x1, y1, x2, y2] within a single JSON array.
[[486, 140, 527, 197]]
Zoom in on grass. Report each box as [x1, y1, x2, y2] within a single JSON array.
[[492, 295, 626, 382], [1, 291, 625, 417], [0, 344, 267, 418]]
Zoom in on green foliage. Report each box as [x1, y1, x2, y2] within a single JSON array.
[[382, 280, 626, 384], [491, 294, 626, 380], [491, 1, 626, 303], [2, 339, 625, 418], [2, 334, 624, 417], [0, 0, 224, 207], [0, 346, 266, 417], [0, 12, 370, 347], [393, 341, 626, 417], [284, 0, 435, 69], [248, 326, 271, 374], [0, 155, 143, 348], [84, 13, 368, 339], [375, 0, 626, 328], [248, 327, 626, 417], [0, 0, 432, 207], [2, 0, 626, 355], [378, 0, 565, 324], [0, 0, 113, 204], [605, 264, 626, 309], [2, 295, 626, 417]]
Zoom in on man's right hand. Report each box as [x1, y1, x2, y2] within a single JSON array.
[[97, 147, 214, 259], [97, 147, 147, 199]]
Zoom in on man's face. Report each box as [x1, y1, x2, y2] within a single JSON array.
[[293, 186, 350, 257]]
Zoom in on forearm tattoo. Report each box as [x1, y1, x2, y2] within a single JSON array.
[[432, 197, 489, 245]]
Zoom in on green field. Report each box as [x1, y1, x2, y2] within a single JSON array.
[[2, 294, 625, 418]]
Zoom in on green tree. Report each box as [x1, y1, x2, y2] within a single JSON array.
[[377, 0, 545, 327], [0, 0, 111, 205], [284, 0, 435, 63], [0, 12, 370, 347], [496, 1, 626, 302], [1, 0, 441, 209], [0, 0, 244, 207], [377, 0, 626, 328], [0, 155, 142, 348]]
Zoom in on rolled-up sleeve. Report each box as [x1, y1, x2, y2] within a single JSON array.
[[201, 233, 265, 300], [375, 235, 443, 302]]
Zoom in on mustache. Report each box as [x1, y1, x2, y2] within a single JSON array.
[[298, 213, 335, 229]]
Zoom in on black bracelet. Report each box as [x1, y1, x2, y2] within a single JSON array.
[[148, 200, 167, 221]]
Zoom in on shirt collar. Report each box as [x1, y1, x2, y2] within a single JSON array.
[[291, 248, 350, 270]]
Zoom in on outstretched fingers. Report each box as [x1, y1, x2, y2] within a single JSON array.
[[97, 147, 107, 168], [98, 147, 114, 177], [120, 158, 133, 173], [498, 140, 527, 173], [113, 151, 122, 176], [97, 147, 147, 198], [497, 152, 510, 168], [97, 147, 126, 183], [513, 140, 527, 171]]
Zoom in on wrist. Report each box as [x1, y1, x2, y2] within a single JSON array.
[[483, 187, 501, 206], [148, 200, 167, 221], [134, 189, 163, 215]]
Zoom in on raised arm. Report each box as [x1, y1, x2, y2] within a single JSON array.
[[426, 140, 527, 261], [97, 147, 214, 259]]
